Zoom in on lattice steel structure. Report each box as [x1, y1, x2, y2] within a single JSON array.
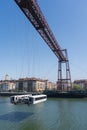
[[57, 49, 72, 91], [14, 0, 72, 91]]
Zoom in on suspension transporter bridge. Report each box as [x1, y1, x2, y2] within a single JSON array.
[[14, 0, 72, 91]]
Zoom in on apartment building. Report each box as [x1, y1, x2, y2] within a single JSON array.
[[0, 80, 16, 92], [16, 77, 46, 92]]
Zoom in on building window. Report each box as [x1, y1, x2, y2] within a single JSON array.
[[19, 82, 23, 91], [27, 82, 33, 92]]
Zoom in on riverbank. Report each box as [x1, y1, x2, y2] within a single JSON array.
[[0, 92, 32, 96], [0, 91, 87, 98], [44, 90, 87, 98]]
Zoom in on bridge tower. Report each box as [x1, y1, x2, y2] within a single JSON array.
[[57, 49, 72, 91]]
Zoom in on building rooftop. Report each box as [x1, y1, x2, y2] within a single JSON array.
[[18, 77, 47, 82]]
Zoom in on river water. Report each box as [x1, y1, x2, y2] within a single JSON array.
[[0, 97, 87, 130]]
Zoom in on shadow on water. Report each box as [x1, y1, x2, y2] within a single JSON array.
[[0, 111, 34, 122]]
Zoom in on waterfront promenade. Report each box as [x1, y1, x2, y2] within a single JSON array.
[[0, 97, 87, 130]]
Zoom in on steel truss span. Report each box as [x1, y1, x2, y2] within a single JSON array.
[[14, 0, 72, 91], [14, 0, 66, 61]]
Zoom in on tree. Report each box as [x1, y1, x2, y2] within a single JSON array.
[[72, 84, 83, 91]]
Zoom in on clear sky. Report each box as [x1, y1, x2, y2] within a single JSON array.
[[0, 0, 87, 82]]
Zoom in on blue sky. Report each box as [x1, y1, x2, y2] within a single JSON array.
[[0, 0, 87, 82]]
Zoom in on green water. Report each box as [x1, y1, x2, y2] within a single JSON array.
[[0, 97, 87, 130]]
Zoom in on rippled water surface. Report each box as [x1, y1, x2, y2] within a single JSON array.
[[0, 97, 87, 130]]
